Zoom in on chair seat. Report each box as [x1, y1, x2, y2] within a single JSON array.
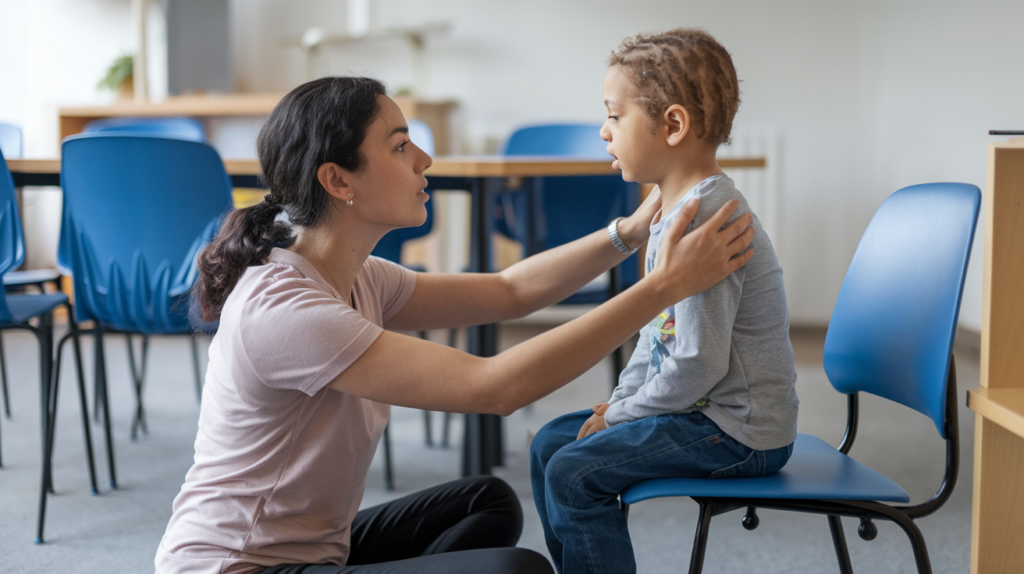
[[621, 434, 910, 505], [5, 293, 69, 324], [4, 268, 62, 287]]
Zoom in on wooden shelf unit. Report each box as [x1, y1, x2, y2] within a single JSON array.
[[969, 137, 1024, 573]]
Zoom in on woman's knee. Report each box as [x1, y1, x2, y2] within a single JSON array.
[[485, 548, 555, 574]]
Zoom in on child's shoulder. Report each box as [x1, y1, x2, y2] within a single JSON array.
[[683, 175, 750, 225]]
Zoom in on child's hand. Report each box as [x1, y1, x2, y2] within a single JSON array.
[[577, 403, 611, 440], [617, 186, 661, 250], [648, 198, 754, 304]]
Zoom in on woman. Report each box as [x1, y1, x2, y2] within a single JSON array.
[[155, 76, 754, 574]]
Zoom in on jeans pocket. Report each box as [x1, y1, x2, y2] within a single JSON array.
[[707, 449, 762, 479]]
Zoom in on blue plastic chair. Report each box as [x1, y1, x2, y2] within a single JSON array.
[[370, 119, 447, 489], [501, 124, 640, 385], [0, 122, 23, 158], [59, 133, 233, 482], [0, 148, 93, 544], [619, 182, 981, 574], [82, 116, 206, 142]]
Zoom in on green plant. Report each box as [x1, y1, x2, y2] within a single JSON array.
[[98, 54, 134, 92]]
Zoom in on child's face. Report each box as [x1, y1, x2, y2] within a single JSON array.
[[600, 65, 665, 184]]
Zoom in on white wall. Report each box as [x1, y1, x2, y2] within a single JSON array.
[[3, 0, 1023, 329]]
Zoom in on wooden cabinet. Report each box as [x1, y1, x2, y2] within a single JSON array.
[[967, 137, 1024, 573]]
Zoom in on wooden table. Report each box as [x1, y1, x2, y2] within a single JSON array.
[[7, 154, 767, 476], [966, 137, 1024, 573]]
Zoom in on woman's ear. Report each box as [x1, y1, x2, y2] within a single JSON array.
[[664, 104, 691, 147], [316, 162, 352, 201]]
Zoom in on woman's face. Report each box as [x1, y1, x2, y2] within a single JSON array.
[[345, 95, 433, 230]]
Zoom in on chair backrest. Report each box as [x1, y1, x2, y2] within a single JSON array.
[[59, 134, 233, 332], [371, 119, 435, 264], [503, 124, 611, 158], [0, 123, 23, 158], [823, 182, 980, 438], [501, 123, 639, 286], [0, 149, 28, 322], [83, 116, 206, 142]]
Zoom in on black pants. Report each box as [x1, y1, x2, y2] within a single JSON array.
[[262, 476, 553, 574]]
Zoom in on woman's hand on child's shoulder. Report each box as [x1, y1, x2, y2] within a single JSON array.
[[647, 198, 754, 304], [577, 403, 611, 440]]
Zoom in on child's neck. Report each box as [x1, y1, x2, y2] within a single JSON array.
[[656, 148, 725, 217]]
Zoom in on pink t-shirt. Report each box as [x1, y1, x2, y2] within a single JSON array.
[[156, 248, 416, 574]]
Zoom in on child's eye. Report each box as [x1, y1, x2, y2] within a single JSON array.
[[607, 116, 620, 122]]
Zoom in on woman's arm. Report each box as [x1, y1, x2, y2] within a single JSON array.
[[333, 198, 755, 415], [384, 187, 662, 331]]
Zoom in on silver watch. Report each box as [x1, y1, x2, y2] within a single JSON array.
[[608, 217, 639, 255]]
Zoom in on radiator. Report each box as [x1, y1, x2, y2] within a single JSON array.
[[718, 127, 783, 253]]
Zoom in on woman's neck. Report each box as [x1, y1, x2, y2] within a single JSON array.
[[287, 218, 379, 306]]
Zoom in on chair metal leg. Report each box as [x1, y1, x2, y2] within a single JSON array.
[[29, 325, 52, 544], [828, 515, 854, 574], [423, 410, 434, 447], [0, 331, 9, 419], [40, 312, 55, 494], [126, 334, 150, 440], [190, 336, 203, 403], [382, 422, 394, 491], [620, 499, 630, 519], [688, 499, 715, 574], [441, 412, 451, 448], [57, 306, 98, 495], [94, 330, 117, 489]]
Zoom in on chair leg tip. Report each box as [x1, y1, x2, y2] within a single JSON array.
[[91, 489, 99, 496], [109, 481, 117, 490], [34, 537, 44, 545]]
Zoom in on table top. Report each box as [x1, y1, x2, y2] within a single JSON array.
[[7, 156, 766, 179]]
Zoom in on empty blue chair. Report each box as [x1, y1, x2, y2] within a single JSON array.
[[82, 116, 206, 142], [501, 124, 640, 387], [619, 182, 980, 574], [0, 122, 23, 158], [0, 147, 93, 544], [59, 133, 233, 482]]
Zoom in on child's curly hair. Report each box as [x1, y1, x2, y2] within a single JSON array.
[[609, 28, 740, 147]]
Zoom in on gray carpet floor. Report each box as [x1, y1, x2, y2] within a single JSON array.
[[0, 324, 975, 573]]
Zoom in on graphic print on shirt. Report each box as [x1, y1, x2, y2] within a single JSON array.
[[649, 309, 676, 375]]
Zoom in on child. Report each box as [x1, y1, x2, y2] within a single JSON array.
[[530, 28, 799, 574]]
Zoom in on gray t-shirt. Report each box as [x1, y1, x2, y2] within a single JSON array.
[[605, 175, 798, 451]]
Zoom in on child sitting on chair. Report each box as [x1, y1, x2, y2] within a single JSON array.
[[530, 28, 799, 574]]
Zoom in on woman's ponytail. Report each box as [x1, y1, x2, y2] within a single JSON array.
[[194, 197, 292, 323]]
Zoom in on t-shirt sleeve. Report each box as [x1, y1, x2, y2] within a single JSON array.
[[364, 256, 418, 323], [239, 274, 383, 396]]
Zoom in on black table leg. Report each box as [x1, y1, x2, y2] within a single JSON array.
[[462, 176, 504, 476]]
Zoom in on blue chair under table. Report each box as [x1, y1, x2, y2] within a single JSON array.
[[0, 148, 94, 544], [58, 133, 233, 486], [501, 124, 640, 386], [78, 116, 208, 407], [619, 182, 981, 574], [82, 116, 206, 142]]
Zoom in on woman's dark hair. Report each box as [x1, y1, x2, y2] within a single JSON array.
[[193, 76, 387, 323]]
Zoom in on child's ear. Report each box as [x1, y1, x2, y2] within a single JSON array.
[[663, 104, 690, 147]]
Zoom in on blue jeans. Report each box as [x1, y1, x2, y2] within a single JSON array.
[[530, 410, 793, 574]]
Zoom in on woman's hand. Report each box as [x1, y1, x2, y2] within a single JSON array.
[[648, 198, 754, 304], [577, 403, 611, 439], [616, 186, 662, 250]]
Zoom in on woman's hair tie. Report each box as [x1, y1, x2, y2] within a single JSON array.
[[263, 193, 281, 208]]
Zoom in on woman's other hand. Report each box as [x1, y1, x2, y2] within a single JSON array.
[[616, 185, 662, 250], [649, 198, 754, 303]]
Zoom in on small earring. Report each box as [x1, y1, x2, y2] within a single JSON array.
[[345, 199, 353, 206]]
